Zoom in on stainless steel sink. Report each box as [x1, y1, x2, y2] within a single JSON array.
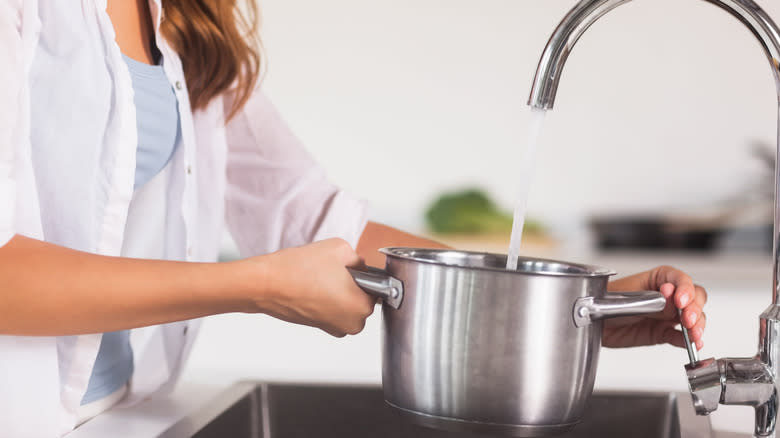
[[158, 382, 715, 438]]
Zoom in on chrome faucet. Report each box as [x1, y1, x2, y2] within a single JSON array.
[[528, 0, 780, 436]]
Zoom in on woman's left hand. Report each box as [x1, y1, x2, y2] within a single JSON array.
[[602, 265, 707, 349]]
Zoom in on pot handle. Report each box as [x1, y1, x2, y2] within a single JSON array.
[[573, 291, 665, 327], [347, 266, 404, 310]]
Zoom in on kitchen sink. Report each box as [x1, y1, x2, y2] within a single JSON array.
[[158, 382, 714, 438]]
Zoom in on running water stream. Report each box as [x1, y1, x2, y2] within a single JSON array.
[[505, 109, 547, 271]]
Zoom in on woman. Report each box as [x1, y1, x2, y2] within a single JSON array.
[[1, 1, 707, 436]]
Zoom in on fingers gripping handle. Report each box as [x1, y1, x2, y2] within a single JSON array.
[[347, 267, 404, 309]]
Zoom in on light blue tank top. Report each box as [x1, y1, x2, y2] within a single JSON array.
[[81, 54, 180, 405]]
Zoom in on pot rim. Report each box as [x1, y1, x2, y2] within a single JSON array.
[[379, 247, 617, 278]]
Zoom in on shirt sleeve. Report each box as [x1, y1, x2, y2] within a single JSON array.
[[223, 91, 369, 257], [0, 1, 24, 247]]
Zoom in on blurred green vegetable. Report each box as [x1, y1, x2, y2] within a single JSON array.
[[425, 188, 543, 235]]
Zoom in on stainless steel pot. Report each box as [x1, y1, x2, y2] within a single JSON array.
[[349, 248, 666, 437]]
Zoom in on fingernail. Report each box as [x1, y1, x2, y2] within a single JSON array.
[[696, 327, 704, 339], [688, 312, 698, 325], [679, 294, 690, 307]]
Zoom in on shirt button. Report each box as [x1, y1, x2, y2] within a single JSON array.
[[186, 165, 192, 175], [175, 81, 183, 91], [187, 247, 193, 257], [183, 326, 189, 335]]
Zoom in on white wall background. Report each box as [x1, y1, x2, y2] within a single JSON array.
[[254, 0, 780, 236]]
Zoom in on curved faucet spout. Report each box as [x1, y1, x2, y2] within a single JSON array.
[[528, 0, 780, 110], [528, 0, 780, 436]]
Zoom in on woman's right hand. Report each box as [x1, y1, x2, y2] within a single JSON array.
[[239, 238, 377, 337]]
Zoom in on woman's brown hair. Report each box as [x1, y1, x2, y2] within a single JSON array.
[[160, 1, 261, 121]]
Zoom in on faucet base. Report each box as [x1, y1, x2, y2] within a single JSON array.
[[686, 356, 776, 437]]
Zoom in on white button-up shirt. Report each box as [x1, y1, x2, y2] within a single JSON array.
[[1, 1, 368, 436]]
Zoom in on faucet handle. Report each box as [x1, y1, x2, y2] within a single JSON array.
[[679, 309, 699, 365], [680, 309, 721, 416]]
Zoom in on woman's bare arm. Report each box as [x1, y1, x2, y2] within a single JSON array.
[[0, 235, 376, 337], [356, 221, 448, 267], [0, 235, 247, 335]]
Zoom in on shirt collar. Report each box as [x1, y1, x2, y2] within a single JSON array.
[[147, 0, 163, 37]]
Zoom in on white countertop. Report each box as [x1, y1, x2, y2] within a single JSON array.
[[70, 250, 771, 437]]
